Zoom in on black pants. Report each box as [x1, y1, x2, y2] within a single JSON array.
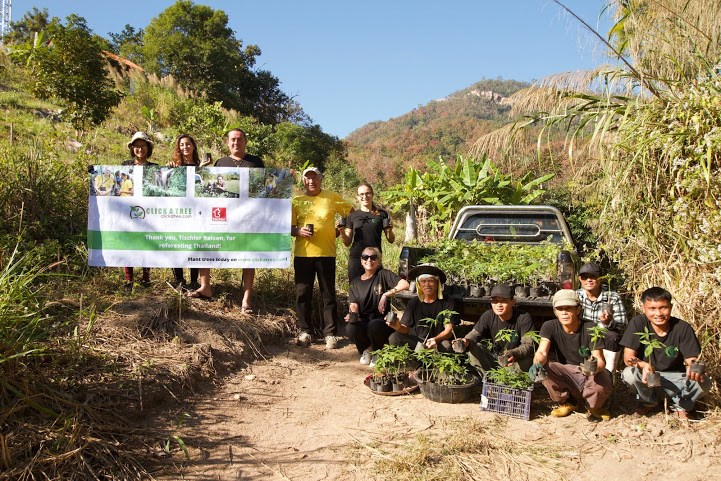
[[294, 257, 338, 336], [346, 318, 395, 354], [173, 268, 198, 284]]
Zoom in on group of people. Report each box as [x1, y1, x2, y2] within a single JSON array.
[[396, 261, 709, 421], [116, 129, 710, 420], [120, 128, 259, 312]]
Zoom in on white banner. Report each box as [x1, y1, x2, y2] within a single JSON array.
[[87, 165, 292, 268]]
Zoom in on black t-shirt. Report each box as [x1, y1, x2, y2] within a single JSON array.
[[540, 319, 605, 365], [400, 297, 459, 340], [467, 308, 533, 354], [346, 209, 389, 257], [348, 268, 402, 320], [620, 315, 700, 372], [120, 160, 158, 166], [214, 154, 264, 168]]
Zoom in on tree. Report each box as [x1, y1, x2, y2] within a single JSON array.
[[108, 24, 144, 65], [271, 123, 346, 171], [141, 0, 292, 124], [26, 15, 123, 130], [3, 7, 51, 45]]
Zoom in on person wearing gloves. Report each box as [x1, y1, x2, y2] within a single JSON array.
[[345, 247, 410, 365], [387, 264, 459, 353], [528, 289, 613, 420], [576, 262, 627, 372], [454, 283, 534, 374]]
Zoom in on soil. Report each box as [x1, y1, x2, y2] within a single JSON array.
[[96, 294, 721, 480]]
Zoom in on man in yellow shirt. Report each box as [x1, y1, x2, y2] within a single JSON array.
[[291, 167, 352, 349], [94, 168, 115, 196]]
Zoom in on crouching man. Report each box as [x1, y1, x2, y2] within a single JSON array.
[[529, 289, 613, 420], [620, 287, 711, 420], [455, 283, 534, 375]]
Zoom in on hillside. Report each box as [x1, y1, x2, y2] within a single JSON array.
[[345, 78, 530, 186]]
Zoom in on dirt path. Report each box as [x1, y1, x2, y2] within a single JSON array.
[[156, 335, 721, 481]]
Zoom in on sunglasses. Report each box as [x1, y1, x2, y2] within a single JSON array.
[[361, 254, 378, 261]]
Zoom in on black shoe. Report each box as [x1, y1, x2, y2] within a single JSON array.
[[188, 281, 200, 291], [124, 282, 133, 291], [140, 280, 151, 288]]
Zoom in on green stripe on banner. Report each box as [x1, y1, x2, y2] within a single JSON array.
[[87, 231, 291, 251]]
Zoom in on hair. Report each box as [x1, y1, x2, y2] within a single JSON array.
[[170, 134, 200, 167], [128, 138, 153, 159], [357, 182, 381, 215], [641, 286, 673, 304], [226, 128, 247, 141]]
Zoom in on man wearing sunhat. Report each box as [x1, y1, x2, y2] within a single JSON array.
[[529, 289, 613, 420], [387, 264, 459, 353], [291, 166, 352, 349], [576, 262, 627, 373], [455, 283, 534, 374]]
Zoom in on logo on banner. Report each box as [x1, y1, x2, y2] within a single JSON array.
[[129, 206, 145, 219], [212, 207, 226, 221]]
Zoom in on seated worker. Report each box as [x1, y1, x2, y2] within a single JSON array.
[[620, 287, 710, 420], [529, 289, 613, 420], [454, 283, 534, 374], [345, 247, 410, 365], [576, 262, 627, 372], [387, 264, 458, 353]]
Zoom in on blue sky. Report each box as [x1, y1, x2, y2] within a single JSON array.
[[21, 1, 613, 138]]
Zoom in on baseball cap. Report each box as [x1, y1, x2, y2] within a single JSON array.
[[490, 283, 513, 299], [302, 167, 322, 177], [579, 262, 601, 276], [552, 289, 580, 308]]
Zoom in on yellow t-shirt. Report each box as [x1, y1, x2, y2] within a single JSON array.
[[94, 174, 115, 193], [119, 178, 133, 196], [292, 190, 352, 257]]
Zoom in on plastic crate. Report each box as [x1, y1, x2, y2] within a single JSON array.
[[480, 376, 533, 420]]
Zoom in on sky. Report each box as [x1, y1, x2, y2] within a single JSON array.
[[16, 1, 614, 138]]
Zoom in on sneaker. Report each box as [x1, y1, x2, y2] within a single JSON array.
[[369, 355, 377, 368], [360, 349, 372, 365], [551, 402, 581, 418], [297, 332, 312, 346], [588, 407, 611, 421], [325, 335, 338, 349]]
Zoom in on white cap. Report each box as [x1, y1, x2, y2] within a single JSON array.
[[302, 167, 322, 177]]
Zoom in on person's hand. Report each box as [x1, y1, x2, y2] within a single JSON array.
[[641, 363, 654, 384], [386, 316, 401, 331], [378, 294, 388, 313], [506, 350, 516, 366], [297, 226, 313, 238], [528, 362, 545, 382], [425, 338, 438, 349], [686, 366, 705, 383], [599, 311, 610, 324], [344, 313, 350, 323]]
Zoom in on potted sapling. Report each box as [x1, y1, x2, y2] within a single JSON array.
[[369, 345, 414, 392], [688, 338, 709, 377], [580, 325, 606, 376], [494, 328, 519, 368], [635, 326, 666, 388]]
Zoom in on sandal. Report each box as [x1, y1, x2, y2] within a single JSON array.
[[241, 306, 254, 314], [187, 290, 212, 300]]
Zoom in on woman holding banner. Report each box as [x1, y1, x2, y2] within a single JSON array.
[[169, 134, 201, 291], [120, 132, 157, 289]]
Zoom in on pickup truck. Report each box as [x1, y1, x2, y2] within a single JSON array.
[[396, 205, 579, 323]]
